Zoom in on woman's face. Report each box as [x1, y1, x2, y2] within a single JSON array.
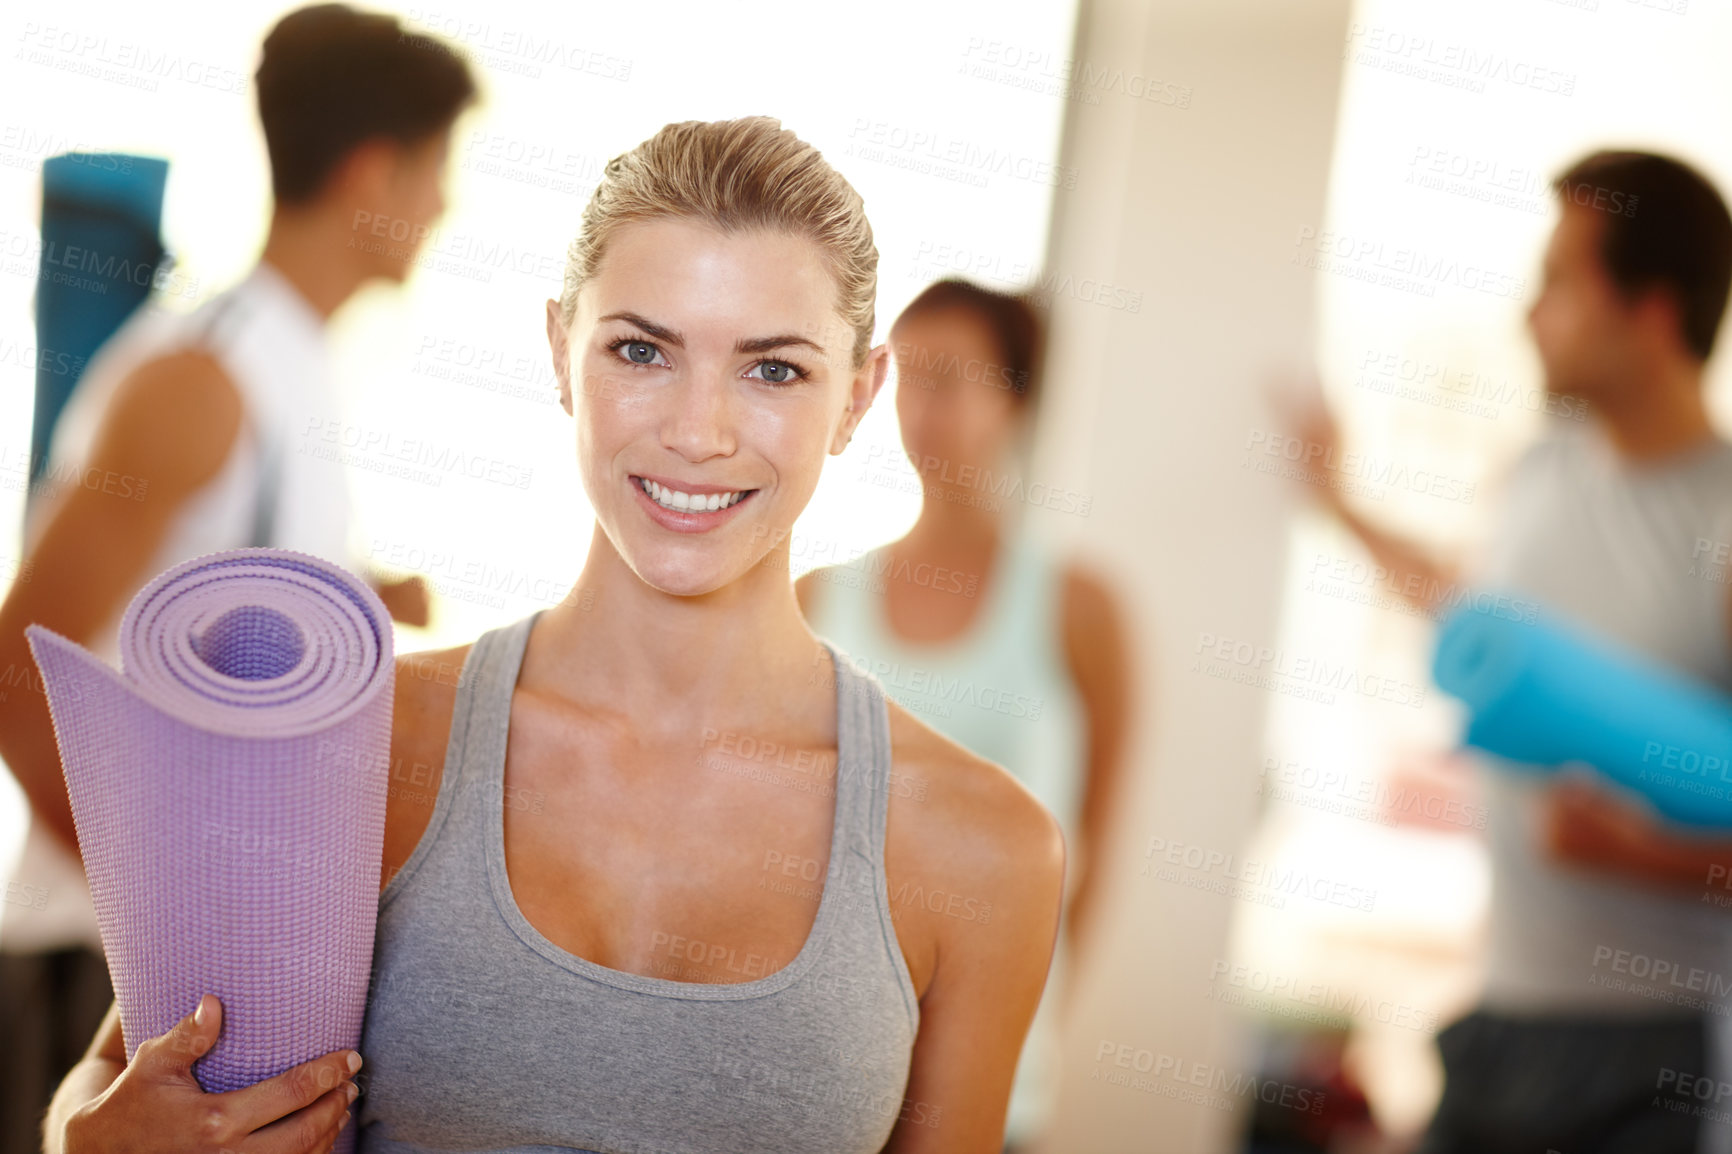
[[546, 218, 883, 596], [890, 306, 1021, 482]]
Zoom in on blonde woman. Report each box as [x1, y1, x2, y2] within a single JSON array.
[[47, 117, 1065, 1154]]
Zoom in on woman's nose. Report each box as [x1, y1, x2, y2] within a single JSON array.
[[662, 371, 739, 459]]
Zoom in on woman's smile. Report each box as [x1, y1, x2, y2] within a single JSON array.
[[629, 471, 761, 533]]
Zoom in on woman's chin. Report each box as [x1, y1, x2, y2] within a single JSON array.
[[623, 551, 747, 600]]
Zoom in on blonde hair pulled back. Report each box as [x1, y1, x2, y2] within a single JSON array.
[[558, 116, 878, 370]]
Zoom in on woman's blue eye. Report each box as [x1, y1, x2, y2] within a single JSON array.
[[758, 361, 800, 384], [623, 341, 657, 364]]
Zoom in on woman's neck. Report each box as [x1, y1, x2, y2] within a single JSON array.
[[898, 491, 1005, 566], [526, 526, 832, 741]]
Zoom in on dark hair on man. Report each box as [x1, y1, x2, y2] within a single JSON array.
[[256, 3, 478, 205], [893, 278, 1048, 409], [1551, 150, 1732, 361]]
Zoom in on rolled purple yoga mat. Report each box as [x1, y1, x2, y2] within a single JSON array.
[[26, 547, 393, 1147]]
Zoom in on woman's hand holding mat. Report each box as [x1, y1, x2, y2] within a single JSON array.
[[1432, 600, 1732, 828], [62, 995, 358, 1154], [25, 547, 395, 1154]]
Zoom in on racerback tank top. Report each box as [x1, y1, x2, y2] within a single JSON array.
[[356, 609, 923, 1153]]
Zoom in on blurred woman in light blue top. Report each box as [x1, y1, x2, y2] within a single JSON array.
[[797, 278, 1134, 1152]]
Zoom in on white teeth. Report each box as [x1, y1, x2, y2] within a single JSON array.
[[639, 477, 749, 513]]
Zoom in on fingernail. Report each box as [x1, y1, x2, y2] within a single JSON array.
[[346, 1050, 363, 1074], [194, 996, 207, 1027], [341, 1110, 351, 1130], [345, 1081, 359, 1104]]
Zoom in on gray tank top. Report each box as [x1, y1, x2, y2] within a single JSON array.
[[355, 610, 922, 1153]]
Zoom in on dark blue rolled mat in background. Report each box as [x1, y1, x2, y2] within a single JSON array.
[[1432, 602, 1732, 828]]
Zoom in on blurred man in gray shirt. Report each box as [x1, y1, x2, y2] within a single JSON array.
[[1306, 150, 1732, 1153]]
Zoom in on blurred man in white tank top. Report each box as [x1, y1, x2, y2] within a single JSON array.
[[0, 6, 475, 1143], [1297, 151, 1732, 1153]]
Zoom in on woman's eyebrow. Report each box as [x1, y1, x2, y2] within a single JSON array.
[[598, 313, 827, 358], [599, 312, 684, 346], [735, 334, 827, 356]]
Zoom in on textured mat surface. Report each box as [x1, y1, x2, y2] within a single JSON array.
[[1433, 602, 1732, 827], [26, 547, 393, 1141]]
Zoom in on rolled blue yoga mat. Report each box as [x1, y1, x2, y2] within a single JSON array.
[[1432, 602, 1732, 828]]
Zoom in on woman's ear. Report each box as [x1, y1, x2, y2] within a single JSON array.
[[830, 343, 889, 455], [545, 298, 573, 417]]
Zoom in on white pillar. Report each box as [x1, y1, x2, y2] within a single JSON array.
[[1030, 2, 1353, 1150]]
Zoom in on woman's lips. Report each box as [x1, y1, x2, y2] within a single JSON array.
[[629, 474, 759, 533]]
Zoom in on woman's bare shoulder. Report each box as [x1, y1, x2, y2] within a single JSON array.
[[882, 700, 1066, 941], [886, 705, 1057, 841], [379, 643, 474, 893]]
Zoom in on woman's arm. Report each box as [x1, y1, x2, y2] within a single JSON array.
[[1059, 563, 1133, 957], [380, 646, 466, 893], [879, 731, 1067, 1152], [43, 998, 125, 1154]]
